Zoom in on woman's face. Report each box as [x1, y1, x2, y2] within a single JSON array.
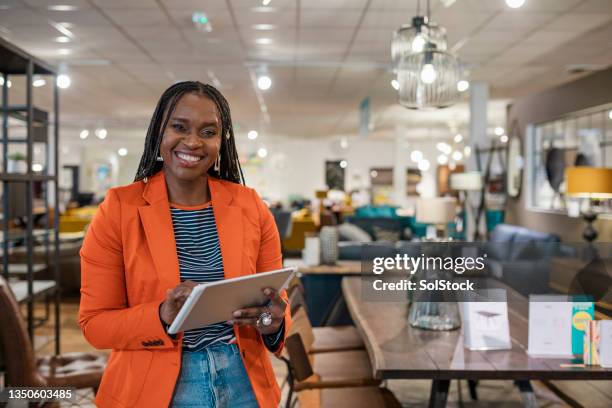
[[159, 93, 221, 183]]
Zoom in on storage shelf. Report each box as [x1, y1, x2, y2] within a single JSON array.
[[0, 229, 56, 243], [9, 280, 56, 303], [0, 174, 56, 181], [1, 263, 48, 275]]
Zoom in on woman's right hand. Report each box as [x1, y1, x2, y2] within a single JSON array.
[[159, 280, 198, 326]]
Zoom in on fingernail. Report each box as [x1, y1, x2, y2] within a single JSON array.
[[233, 311, 241, 317]]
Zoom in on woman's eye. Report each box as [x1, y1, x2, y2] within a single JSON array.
[[172, 123, 186, 132], [201, 129, 216, 137]]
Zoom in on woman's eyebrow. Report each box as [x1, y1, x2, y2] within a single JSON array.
[[170, 116, 218, 127]]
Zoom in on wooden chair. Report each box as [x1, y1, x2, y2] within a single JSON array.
[[288, 288, 364, 354], [0, 276, 107, 404], [281, 307, 401, 408]]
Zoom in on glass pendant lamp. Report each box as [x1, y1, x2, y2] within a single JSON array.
[[391, 16, 447, 71], [397, 43, 461, 109]]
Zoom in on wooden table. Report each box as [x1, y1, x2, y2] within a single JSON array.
[[342, 277, 612, 408], [284, 259, 361, 326]]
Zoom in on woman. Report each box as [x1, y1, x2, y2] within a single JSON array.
[[79, 81, 291, 408]]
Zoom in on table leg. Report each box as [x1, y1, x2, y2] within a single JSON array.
[[514, 380, 539, 408], [428, 380, 450, 408]]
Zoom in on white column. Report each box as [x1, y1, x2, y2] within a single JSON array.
[[467, 82, 489, 240]]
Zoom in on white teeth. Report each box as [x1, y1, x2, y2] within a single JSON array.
[[176, 152, 202, 162]]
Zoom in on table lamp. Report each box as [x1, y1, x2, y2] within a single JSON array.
[[416, 197, 457, 239], [450, 172, 483, 241], [566, 167, 612, 243]]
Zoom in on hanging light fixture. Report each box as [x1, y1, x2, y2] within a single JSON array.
[[393, 0, 462, 109], [397, 43, 461, 109], [391, 17, 447, 70]]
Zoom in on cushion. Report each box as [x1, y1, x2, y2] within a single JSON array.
[[338, 223, 372, 242], [372, 226, 401, 243]]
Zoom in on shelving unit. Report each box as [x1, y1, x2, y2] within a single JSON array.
[[1, 37, 60, 355]]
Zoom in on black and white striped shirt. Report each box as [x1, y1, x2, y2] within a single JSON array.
[[170, 203, 236, 351]]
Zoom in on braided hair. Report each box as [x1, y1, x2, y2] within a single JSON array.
[[134, 81, 245, 184]]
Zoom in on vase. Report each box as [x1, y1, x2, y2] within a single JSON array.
[[319, 226, 338, 265]]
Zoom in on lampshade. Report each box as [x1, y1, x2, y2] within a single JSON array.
[[566, 167, 612, 198], [397, 45, 461, 110], [416, 197, 457, 224], [450, 172, 483, 191]]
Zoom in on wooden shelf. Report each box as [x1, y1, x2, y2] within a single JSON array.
[[0, 174, 56, 182], [1, 263, 47, 275], [9, 280, 56, 303]]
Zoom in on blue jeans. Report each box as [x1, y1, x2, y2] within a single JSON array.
[[171, 343, 258, 407]]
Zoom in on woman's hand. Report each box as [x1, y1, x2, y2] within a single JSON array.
[[231, 287, 286, 335], [159, 280, 199, 326]]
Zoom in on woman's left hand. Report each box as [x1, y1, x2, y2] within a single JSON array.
[[231, 287, 286, 335]]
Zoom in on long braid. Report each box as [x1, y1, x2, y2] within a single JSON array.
[[134, 81, 245, 185]]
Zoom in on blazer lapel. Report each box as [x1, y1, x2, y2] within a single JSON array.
[[138, 172, 181, 289], [209, 178, 244, 280]]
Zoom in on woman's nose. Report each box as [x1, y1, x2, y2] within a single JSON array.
[[183, 131, 203, 148]]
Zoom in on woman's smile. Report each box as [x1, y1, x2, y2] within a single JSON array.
[[174, 150, 205, 168]]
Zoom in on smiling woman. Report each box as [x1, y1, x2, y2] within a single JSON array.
[[78, 81, 291, 408]]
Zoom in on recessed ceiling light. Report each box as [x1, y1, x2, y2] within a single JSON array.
[[55, 36, 70, 43], [410, 150, 423, 163], [418, 159, 430, 171], [437, 155, 448, 165], [500, 135, 509, 143], [95, 128, 107, 139], [248, 130, 259, 140], [252, 6, 278, 12], [457, 80, 469, 92], [58, 48, 71, 55], [32, 163, 43, 172], [454, 133, 463, 143], [494, 126, 504, 136], [47, 5, 78, 11], [257, 75, 272, 90], [505, 0, 526, 8], [452, 151, 463, 161], [79, 129, 89, 139], [262, 0, 272, 5], [391, 79, 399, 90], [253, 24, 276, 30], [118, 148, 128, 156], [256, 38, 273, 45], [339, 160, 348, 169], [56, 74, 71, 89], [257, 147, 268, 158], [33, 78, 46, 87]]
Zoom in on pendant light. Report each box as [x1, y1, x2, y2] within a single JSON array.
[[393, 0, 462, 109]]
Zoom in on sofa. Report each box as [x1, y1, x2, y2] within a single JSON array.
[[486, 223, 561, 297]]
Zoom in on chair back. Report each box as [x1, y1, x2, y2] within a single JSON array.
[[288, 306, 315, 352], [271, 209, 293, 240], [285, 306, 315, 382], [288, 286, 307, 317], [0, 276, 46, 387]]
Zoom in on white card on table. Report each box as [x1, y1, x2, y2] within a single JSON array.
[[462, 302, 511, 350], [528, 295, 573, 357], [600, 320, 612, 368]]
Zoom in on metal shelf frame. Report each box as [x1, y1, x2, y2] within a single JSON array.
[[1, 36, 61, 355]]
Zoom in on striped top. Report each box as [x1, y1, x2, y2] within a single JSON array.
[[170, 202, 236, 351]]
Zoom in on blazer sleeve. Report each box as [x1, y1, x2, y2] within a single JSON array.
[[78, 188, 177, 350], [253, 190, 292, 356]]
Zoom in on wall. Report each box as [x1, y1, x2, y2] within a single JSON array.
[[506, 67, 612, 241]]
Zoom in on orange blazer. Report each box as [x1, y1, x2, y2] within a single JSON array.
[[79, 171, 291, 408]]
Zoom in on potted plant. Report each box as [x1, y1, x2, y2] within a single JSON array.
[[7, 152, 27, 173]]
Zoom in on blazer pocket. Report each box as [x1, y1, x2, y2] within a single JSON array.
[[103, 350, 154, 406]]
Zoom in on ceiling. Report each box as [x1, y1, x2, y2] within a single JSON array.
[[0, 0, 611, 143]]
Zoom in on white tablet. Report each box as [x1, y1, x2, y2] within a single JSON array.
[[167, 267, 297, 334]]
